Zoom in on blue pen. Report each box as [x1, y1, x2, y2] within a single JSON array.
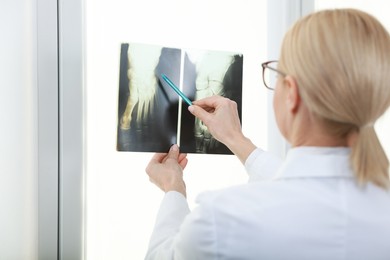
[[161, 73, 193, 106]]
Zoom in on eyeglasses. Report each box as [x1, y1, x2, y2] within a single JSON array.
[[261, 60, 287, 90]]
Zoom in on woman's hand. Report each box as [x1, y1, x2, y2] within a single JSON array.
[[188, 95, 257, 164], [189, 96, 242, 143], [146, 144, 188, 197]]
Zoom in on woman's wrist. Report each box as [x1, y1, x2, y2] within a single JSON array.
[[164, 181, 186, 198], [225, 134, 257, 164]]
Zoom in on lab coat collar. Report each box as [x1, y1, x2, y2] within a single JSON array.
[[274, 146, 354, 180]]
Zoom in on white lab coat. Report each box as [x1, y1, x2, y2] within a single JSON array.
[[145, 147, 390, 259]]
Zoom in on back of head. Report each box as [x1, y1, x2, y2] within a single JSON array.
[[279, 9, 390, 189]]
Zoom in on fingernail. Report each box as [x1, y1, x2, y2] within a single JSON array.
[[188, 106, 194, 113], [170, 144, 178, 151]]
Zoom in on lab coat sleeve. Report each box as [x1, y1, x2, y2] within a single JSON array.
[[145, 191, 191, 260], [173, 191, 219, 259], [245, 148, 282, 182], [146, 191, 219, 259]]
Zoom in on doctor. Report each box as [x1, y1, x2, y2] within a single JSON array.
[[145, 9, 390, 259]]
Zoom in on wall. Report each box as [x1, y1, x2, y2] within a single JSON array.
[[0, 0, 38, 259]]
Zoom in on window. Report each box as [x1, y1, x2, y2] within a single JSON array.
[[85, 0, 268, 258]]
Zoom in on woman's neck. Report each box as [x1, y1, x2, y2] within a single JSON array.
[[288, 111, 349, 148]]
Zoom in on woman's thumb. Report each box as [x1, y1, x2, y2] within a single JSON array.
[[168, 144, 180, 158]]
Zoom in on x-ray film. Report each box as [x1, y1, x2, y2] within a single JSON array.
[[117, 42, 243, 154]]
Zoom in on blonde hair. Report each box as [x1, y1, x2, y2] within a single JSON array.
[[279, 9, 390, 189]]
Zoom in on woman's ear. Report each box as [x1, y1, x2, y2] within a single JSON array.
[[283, 75, 300, 113]]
